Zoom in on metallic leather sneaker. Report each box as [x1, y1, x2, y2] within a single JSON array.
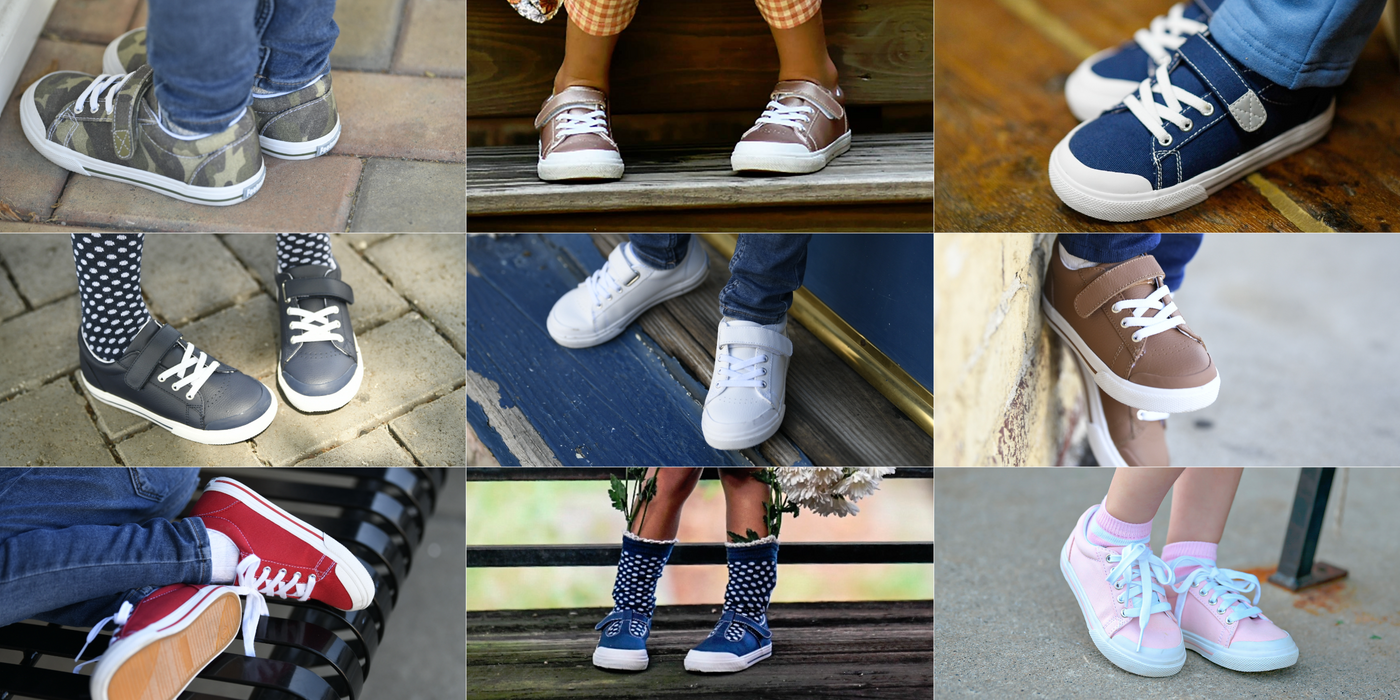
[[104, 28, 342, 160], [79, 319, 277, 445], [276, 264, 362, 413], [701, 317, 792, 450], [535, 85, 624, 181], [20, 64, 264, 206], [1077, 354, 1171, 466], [731, 80, 851, 174], [1167, 557, 1299, 672]]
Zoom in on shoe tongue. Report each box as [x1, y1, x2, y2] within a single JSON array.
[[1189, 0, 1225, 20], [285, 264, 338, 313]]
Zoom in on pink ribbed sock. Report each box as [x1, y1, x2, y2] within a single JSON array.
[[1162, 541, 1218, 578], [1087, 501, 1153, 547]]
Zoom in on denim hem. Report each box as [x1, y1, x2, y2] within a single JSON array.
[[717, 304, 788, 327], [627, 238, 686, 271], [184, 515, 214, 585], [1057, 235, 1160, 264], [1208, 12, 1354, 89]]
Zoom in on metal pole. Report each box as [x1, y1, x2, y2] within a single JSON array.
[[1268, 468, 1348, 591]]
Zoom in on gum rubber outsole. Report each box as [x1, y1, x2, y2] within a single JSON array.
[[92, 593, 241, 700]]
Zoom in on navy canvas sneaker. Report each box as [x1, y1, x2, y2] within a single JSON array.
[[1049, 32, 1334, 222], [1065, 0, 1222, 121], [80, 319, 276, 444], [592, 609, 653, 671], [684, 610, 773, 673], [275, 264, 362, 413]]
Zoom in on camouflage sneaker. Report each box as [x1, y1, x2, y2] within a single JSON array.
[[20, 64, 264, 206], [105, 28, 341, 160]]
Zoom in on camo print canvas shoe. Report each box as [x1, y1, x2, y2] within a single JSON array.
[[105, 28, 342, 160], [21, 64, 264, 206]]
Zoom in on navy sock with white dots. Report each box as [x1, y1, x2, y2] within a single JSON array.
[[275, 234, 336, 273], [721, 536, 779, 638], [606, 532, 675, 634], [71, 234, 151, 362]]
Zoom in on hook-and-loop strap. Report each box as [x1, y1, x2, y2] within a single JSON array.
[[1072, 256, 1167, 319], [125, 324, 182, 390]]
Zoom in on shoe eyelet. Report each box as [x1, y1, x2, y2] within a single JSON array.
[[1119, 610, 1129, 618], [1131, 333, 1144, 343], [1201, 103, 1214, 116], [1181, 119, 1193, 132], [1158, 134, 1173, 146], [1114, 582, 1124, 590], [761, 381, 767, 388], [1120, 319, 1130, 329]]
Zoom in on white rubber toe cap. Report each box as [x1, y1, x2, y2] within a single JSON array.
[[1065, 48, 1143, 121], [1051, 129, 1154, 196]]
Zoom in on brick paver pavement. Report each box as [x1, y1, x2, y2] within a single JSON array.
[[0, 233, 466, 466], [0, 0, 464, 232]]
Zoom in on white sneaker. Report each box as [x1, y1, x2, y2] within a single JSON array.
[[702, 316, 793, 450], [547, 236, 709, 348]]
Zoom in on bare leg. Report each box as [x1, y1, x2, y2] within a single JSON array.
[[554, 16, 621, 95], [769, 10, 839, 91], [1164, 468, 1243, 545], [1103, 467, 1186, 523], [720, 468, 771, 540], [631, 468, 702, 540]]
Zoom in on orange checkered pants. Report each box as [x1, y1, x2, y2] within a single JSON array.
[[563, 0, 821, 36]]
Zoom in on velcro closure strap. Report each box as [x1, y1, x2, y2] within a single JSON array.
[[1176, 33, 1266, 132], [771, 80, 845, 121], [594, 609, 646, 630], [715, 325, 792, 357], [282, 277, 355, 304], [534, 86, 607, 129], [728, 612, 772, 639], [125, 324, 181, 390], [112, 64, 153, 160], [1073, 257, 1166, 319]]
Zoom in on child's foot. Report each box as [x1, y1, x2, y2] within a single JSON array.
[[592, 609, 652, 671], [20, 65, 264, 206], [1064, 0, 1221, 121], [1042, 240, 1218, 414], [1060, 505, 1185, 677], [1049, 32, 1334, 222], [535, 85, 624, 181], [731, 80, 850, 174], [104, 28, 342, 160], [701, 317, 792, 450], [1077, 354, 1171, 466], [684, 536, 779, 673], [1166, 550, 1299, 672], [79, 320, 277, 445], [276, 264, 362, 413], [84, 585, 243, 700], [547, 235, 708, 348]]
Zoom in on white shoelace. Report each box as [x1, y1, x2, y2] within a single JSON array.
[[1106, 542, 1176, 651], [555, 108, 609, 138], [288, 306, 344, 343], [585, 248, 638, 308], [714, 352, 769, 388], [73, 72, 135, 116], [755, 100, 814, 131], [72, 600, 135, 672], [1137, 409, 1170, 422], [1132, 4, 1209, 66], [158, 342, 220, 401], [233, 554, 317, 656], [1124, 61, 1215, 147], [1110, 283, 1186, 342], [1170, 558, 1264, 624]]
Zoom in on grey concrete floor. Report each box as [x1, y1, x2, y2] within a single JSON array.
[[935, 468, 1400, 698]]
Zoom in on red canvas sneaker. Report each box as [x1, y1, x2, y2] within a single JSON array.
[[190, 477, 375, 612]]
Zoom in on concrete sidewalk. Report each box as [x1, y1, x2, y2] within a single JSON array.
[[0, 233, 466, 466], [935, 468, 1400, 698]]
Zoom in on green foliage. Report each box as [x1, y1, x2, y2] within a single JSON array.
[[727, 528, 764, 543], [609, 468, 659, 530]]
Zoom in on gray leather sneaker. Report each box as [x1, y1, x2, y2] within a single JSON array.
[[276, 264, 362, 413]]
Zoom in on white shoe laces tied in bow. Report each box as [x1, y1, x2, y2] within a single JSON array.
[[1133, 3, 1209, 66], [1125, 61, 1215, 147], [73, 72, 135, 116], [232, 554, 317, 656], [756, 100, 814, 132], [158, 342, 220, 401], [72, 600, 135, 672], [1106, 542, 1176, 652], [585, 248, 639, 309], [715, 353, 769, 389], [555, 108, 609, 138], [288, 306, 344, 344], [1111, 283, 1186, 342], [1170, 558, 1264, 624]]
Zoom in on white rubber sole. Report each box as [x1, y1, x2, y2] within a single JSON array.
[[548, 245, 709, 349], [81, 373, 277, 445], [1061, 537, 1186, 677], [684, 644, 772, 673], [731, 131, 851, 174], [1042, 295, 1220, 414], [1077, 354, 1129, 467], [204, 477, 376, 610], [1184, 631, 1298, 672], [702, 404, 785, 451], [592, 645, 648, 671], [1049, 99, 1335, 222], [538, 148, 624, 181], [20, 79, 265, 206], [90, 586, 242, 700], [261, 115, 341, 160], [278, 337, 363, 413]]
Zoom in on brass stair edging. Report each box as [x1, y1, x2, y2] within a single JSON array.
[[698, 234, 934, 439]]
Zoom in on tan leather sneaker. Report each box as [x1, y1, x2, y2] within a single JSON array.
[[1077, 355, 1171, 466], [731, 80, 851, 174], [1042, 239, 1218, 414], [534, 86, 624, 181]]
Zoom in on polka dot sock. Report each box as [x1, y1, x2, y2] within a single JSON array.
[[607, 531, 675, 632], [71, 234, 151, 362], [721, 536, 779, 639], [275, 234, 336, 273]]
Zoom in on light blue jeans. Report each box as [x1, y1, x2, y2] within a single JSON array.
[[1210, 0, 1388, 88], [0, 468, 213, 628]]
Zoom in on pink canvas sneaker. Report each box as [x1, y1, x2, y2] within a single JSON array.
[[1060, 505, 1186, 676], [1167, 557, 1299, 671]]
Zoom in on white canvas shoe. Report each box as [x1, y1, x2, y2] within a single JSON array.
[[547, 236, 709, 348], [702, 316, 792, 450]]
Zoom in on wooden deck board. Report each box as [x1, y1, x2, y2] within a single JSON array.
[[468, 203, 933, 233], [467, 601, 934, 699]]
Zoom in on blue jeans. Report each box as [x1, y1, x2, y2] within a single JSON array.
[[1211, 0, 1388, 89], [629, 234, 812, 325], [0, 468, 213, 628], [1058, 234, 1203, 291], [148, 0, 339, 133]]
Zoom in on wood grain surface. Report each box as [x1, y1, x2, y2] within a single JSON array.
[[466, 203, 934, 233]]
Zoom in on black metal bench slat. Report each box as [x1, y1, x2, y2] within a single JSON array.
[[255, 618, 364, 700], [308, 469, 439, 522], [201, 655, 339, 700], [0, 665, 89, 700]]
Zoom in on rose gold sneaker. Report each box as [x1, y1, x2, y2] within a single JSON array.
[[1077, 354, 1171, 466], [1167, 558, 1299, 672], [534, 86, 624, 181], [1042, 238, 1219, 413], [731, 80, 851, 174]]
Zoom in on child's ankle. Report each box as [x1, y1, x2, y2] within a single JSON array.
[[778, 62, 839, 92], [553, 73, 609, 97]]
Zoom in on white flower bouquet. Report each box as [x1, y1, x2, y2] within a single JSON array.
[[771, 467, 897, 517]]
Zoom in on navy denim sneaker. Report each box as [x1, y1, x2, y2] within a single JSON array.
[[1049, 32, 1334, 222], [684, 610, 773, 673], [80, 319, 276, 444], [1065, 0, 1222, 121], [593, 532, 675, 671], [275, 264, 361, 413], [593, 609, 653, 671]]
